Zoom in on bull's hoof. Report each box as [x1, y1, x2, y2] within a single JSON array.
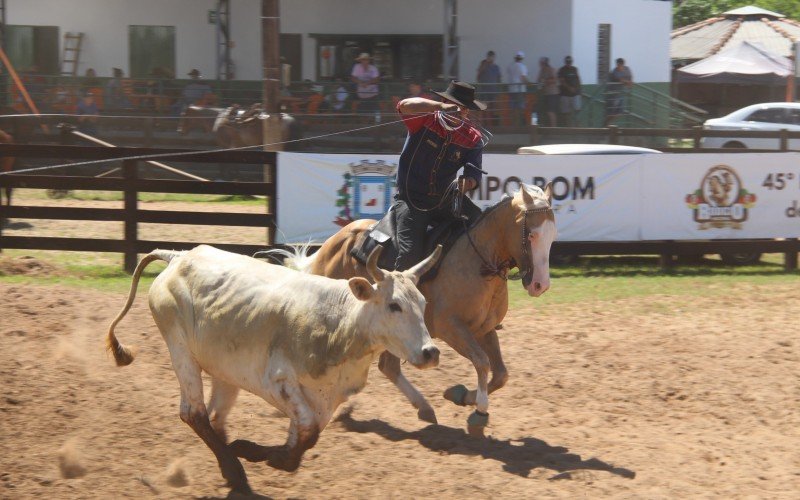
[[443, 384, 469, 407], [466, 410, 489, 438], [417, 407, 438, 424]]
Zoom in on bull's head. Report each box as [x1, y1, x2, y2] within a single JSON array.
[[347, 246, 442, 369]]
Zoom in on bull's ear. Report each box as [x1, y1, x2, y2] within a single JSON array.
[[348, 277, 375, 301], [543, 182, 553, 205]]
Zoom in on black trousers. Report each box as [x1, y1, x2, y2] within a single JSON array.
[[393, 193, 482, 271]]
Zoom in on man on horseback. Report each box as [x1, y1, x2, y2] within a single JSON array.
[[393, 80, 487, 271]]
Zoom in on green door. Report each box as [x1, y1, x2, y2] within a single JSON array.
[[5, 25, 59, 74], [128, 25, 175, 78]]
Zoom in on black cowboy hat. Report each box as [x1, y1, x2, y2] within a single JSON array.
[[432, 81, 487, 111]]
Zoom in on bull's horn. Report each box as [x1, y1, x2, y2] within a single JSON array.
[[366, 245, 386, 283], [406, 245, 442, 282]]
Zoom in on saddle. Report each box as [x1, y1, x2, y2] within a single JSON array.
[[349, 206, 467, 283]]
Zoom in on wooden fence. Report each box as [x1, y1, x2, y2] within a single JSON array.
[[0, 144, 276, 272]]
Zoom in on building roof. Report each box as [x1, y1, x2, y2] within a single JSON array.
[[671, 5, 800, 61]]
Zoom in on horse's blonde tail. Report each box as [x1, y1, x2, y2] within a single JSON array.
[[254, 241, 316, 273], [106, 250, 181, 366]]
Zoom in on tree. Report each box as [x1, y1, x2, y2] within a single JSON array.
[[674, 0, 800, 28]]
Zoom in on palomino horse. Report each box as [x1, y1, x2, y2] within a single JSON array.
[[304, 183, 556, 435]]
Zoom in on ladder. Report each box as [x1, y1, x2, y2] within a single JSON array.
[[61, 32, 84, 76]]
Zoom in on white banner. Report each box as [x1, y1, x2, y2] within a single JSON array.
[[641, 153, 800, 240], [277, 152, 800, 243], [277, 152, 641, 243]]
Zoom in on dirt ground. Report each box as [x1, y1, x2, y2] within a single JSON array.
[[2, 195, 800, 498], [2, 270, 800, 499]]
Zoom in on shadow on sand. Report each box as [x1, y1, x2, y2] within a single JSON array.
[[335, 409, 635, 480]]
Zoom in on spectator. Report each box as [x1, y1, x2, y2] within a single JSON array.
[[506, 51, 529, 126], [605, 58, 633, 126], [327, 77, 350, 112], [81, 68, 101, 90], [350, 53, 381, 115], [105, 67, 132, 110], [476, 50, 501, 103], [537, 57, 559, 127], [407, 81, 434, 100], [76, 91, 100, 136], [177, 69, 213, 113], [557, 56, 582, 127]]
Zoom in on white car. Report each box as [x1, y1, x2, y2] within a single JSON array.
[[701, 102, 800, 150]]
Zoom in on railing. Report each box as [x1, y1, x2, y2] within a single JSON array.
[[578, 82, 707, 130], [0, 144, 277, 272]]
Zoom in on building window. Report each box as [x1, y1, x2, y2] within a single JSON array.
[[128, 25, 175, 78], [311, 34, 442, 82]]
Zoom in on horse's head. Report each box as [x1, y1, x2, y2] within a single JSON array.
[[512, 183, 556, 297]]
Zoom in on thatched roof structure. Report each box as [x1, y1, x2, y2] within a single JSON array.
[[671, 6, 800, 63]]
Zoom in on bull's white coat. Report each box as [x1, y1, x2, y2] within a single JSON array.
[[107, 244, 440, 493]]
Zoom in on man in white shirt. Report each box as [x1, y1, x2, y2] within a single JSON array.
[[506, 51, 529, 125]]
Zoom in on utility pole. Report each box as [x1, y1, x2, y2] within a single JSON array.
[[262, 0, 282, 152], [443, 0, 458, 81]]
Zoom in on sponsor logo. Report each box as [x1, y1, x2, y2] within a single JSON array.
[[685, 165, 756, 229], [334, 160, 397, 226]]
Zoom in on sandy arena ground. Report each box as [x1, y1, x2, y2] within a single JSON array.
[[1, 194, 799, 498], [2, 269, 800, 499]]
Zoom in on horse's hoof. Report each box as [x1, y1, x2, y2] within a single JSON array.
[[443, 384, 469, 407], [466, 410, 489, 438], [417, 407, 438, 424]]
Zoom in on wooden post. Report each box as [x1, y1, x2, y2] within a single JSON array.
[[261, 0, 283, 152], [529, 124, 539, 146], [123, 159, 138, 274], [780, 128, 789, 151], [785, 238, 798, 272], [692, 125, 702, 150], [608, 125, 619, 145]]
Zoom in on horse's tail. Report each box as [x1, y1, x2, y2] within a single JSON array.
[[253, 241, 316, 273], [106, 249, 183, 366]]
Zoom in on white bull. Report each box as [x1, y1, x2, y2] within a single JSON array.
[[106, 244, 441, 495]]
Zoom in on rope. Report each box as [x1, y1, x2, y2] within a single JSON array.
[[0, 113, 430, 176]]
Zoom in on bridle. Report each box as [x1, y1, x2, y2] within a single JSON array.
[[517, 204, 553, 289], [460, 196, 553, 287]]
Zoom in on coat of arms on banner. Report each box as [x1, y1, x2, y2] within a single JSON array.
[[685, 165, 757, 229], [334, 160, 397, 226]]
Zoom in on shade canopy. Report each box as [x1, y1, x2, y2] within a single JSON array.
[[676, 41, 792, 84]]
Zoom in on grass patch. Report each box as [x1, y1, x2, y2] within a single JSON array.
[[507, 254, 799, 309], [3, 251, 798, 307]]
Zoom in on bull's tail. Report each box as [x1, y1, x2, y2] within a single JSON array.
[[106, 249, 183, 366]]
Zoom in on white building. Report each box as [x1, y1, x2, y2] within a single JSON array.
[[6, 0, 671, 84]]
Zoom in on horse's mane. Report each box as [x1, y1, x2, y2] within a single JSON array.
[[469, 183, 546, 229]]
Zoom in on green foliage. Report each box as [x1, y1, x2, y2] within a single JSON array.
[[673, 0, 800, 28]]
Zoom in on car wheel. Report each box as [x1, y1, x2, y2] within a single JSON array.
[[719, 252, 762, 265], [722, 141, 746, 149]]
